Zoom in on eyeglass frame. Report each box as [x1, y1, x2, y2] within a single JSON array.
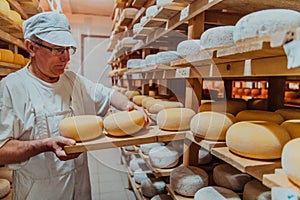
[[30, 40, 76, 56]]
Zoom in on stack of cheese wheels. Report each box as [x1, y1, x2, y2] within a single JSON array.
[[194, 186, 241, 200], [236, 110, 285, 124], [141, 177, 166, 198], [176, 39, 201, 57], [233, 9, 300, 45], [0, 0, 9, 16], [213, 164, 251, 191], [0, 178, 10, 199], [199, 99, 247, 115], [281, 120, 300, 139], [200, 26, 235, 50], [190, 111, 237, 141], [243, 180, 271, 200], [125, 90, 140, 100], [156, 108, 196, 131], [282, 138, 300, 187], [59, 115, 103, 141], [132, 95, 148, 106], [149, 146, 179, 168], [103, 110, 144, 136], [226, 121, 291, 159], [275, 108, 300, 120], [0, 49, 13, 63], [148, 101, 183, 114], [170, 166, 208, 197]]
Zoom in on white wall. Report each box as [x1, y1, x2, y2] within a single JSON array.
[[66, 14, 113, 86]]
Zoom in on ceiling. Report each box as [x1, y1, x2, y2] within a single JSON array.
[[40, 0, 115, 17]]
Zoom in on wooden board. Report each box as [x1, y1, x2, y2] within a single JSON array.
[[166, 184, 192, 200], [263, 173, 300, 196], [157, 129, 187, 142], [185, 131, 226, 151], [211, 147, 281, 181]]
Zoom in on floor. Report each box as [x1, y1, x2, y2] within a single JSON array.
[[88, 148, 137, 200]]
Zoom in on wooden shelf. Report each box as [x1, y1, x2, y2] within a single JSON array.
[[211, 147, 281, 181], [156, 129, 187, 142], [166, 184, 192, 200]]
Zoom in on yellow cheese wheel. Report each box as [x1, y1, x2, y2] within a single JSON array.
[[0, 0, 9, 17], [0, 49, 13, 63], [13, 53, 24, 65], [145, 99, 161, 110], [0, 178, 10, 199], [282, 138, 300, 187], [236, 110, 284, 124], [275, 108, 300, 120], [148, 101, 184, 114], [141, 97, 155, 108], [132, 95, 148, 106], [226, 121, 291, 160], [23, 57, 30, 65], [199, 99, 247, 115], [8, 10, 22, 25], [148, 90, 156, 97], [156, 108, 196, 131], [246, 98, 268, 110], [281, 120, 300, 139], [59, 115, 103, 141], [125, 90, 140, 100], [190, 111, 237, 141], [103, 110, 144, 136]]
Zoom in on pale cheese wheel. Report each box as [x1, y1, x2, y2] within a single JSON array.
[[124, 145, 135, 151], [176, 39, 201, 57], [170, 166, 209, 197], [13, 53, 24, 65], [8, 10, 22, 26], [194, 186, 241, 200], [282, 138, 300, 187], [213, 163, 251, 191], [200, 26, 235, 50], [141, 97, 155, 108], [233, 9, 300, 44], [145, 54, 157, 67], [140, 16, 148, 25], [281, 120, 300, 139], [140, 142, 165, 155], [236, 110, 285, 124], [0, 0, 10, 17], [156, 0, 173, 7], [125, 90, 140, 100], [0, 178, 10, 199], [141, 178, 166, 198], [149, 101, 183, 114], [199, 99, 247, 115], [0, 49, 13, 63], [127, 59, 145, 69], [133, 168, 153, 184], [156, 108, 196, 131], [129, 158, 146, 172], [246, 98, 268, 110], [133, 23, 142, 34], [145, 99, 161, 110], [226, 121, 291, 159], [59, 115, 103, 141], [156, 51, 180, 64], [275, 108, 300, 120], [198, 148, 213, 165], [132, 95, 148, 106], [190, 111, 237, 141], [0, 167, 12, 183], [103, 110, 144, 137], [146, 5, 159, 17], [243, 180, 271, 200], [149, 146, 179, 169], [23, 57, 30, 65]]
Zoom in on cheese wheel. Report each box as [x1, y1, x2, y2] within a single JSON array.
[[145, 54, 157, 67], [282, 138, 300, 187], [133, 23, 142, 34], [247, 98, 268, 110], [156, 0, 173, 7], [149, 101, 183, 114], [132, 95, 148, 106], [156, 108, 196, 131], [194, 186, 241, 200], [176, 39, 201, 57], [149, 146, 179, 169], [200, 26, 235, 50], [127, 59, 145, 69], [13, 53, 24, 65], [141, 178, 166, 198], [198, 148, 213, 165], [199, 99, 247, 115], [281, 120, 300, 139], [133, 168, 153, 184], [0, 49, 13, 63], [0, 167, 12, 183], [146, 5, 158, 17], [243, 180, 271, 200], [140, 142, 165, 155], [226, 121, 291, 159], [8, 10, 22, 25], [145, 99, 161, 110], [236, 110, 285, 124], [141, 97, 155, 108], [125, 90, 140, 100], [213, 163, 251, 191], [0, 178, 10, 199], [0, 0, 10, 17], [103, 110, 144, 137], [170, 166, 209, 197], [155, 51, 180, 64], [190, 111, 237, 141], [124, 145, 135, 151], [59, 115, 103, 141], [233, 9, 300, 44], [129, 158, 146, 172], [275, 108, 300, 120], [151, 194, 172, 200]]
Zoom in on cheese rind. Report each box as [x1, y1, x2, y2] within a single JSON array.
[[177, 39, 201, 56], [275, 108, 300, 120], [149, 101, 183, 114], [59, 115, 103, 141], [194, 186, 241, 200], [149, 146, 179, 168], [199, 99, 247, 115], [0, 178, 10, 198], [243, 180, 271, 200], [281, 120, 300, 139], [236, 110, 284, 124]]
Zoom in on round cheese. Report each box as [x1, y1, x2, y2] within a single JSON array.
[[146, 5, 158, 17], [233, 9, 300, 44], [127, 59, 145, 69], [13, 53, 24, 65], [194, 186, 241, 200], [0, 167, 12, 183], [8, 10, 22, 26], [246, 98, 268, 110], [156, 108, 196, 131], [213, 163, 251, 191], [145, 54, 157, 67], [0, 49, 13, 63], [199, 99, 247, 115], [133, 168, 153, 184], [133, 23, 142, 34], [236, 110, 285, 124], [141, 178, 166, 198], [243, 180, 271, 200], [281, 120, 300, 139], [141, 97, 155, 108], [104, 110, 144, 137], [149, 146, 179, 169], [226, 121, 291, 160], [129, 158, 146, 172], [282, 138, 300, 187], [170, 166, 209, 197], [148, 101, 183, 114], [124, 145, 135, 151], [176, 39, 201, 57], [155, 51, 180, 64], [198, 148, 213, 165], [0, 0, 10, 17], [59, 115, 103, 141], [125, 90, 140, 100], [190, 111, 237, 141], [0, 178, 10, 199], [275, 108, 300, 120], [200, 26, 235, 50], [145, 99, 162, 110], [132, 95, 148, 106], [140, 142, 165, 155], [156, 0, 173, 7]]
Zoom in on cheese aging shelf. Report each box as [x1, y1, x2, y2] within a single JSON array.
[[107, 0, 300, 199]]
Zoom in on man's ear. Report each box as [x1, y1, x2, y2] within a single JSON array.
[[24, 39, 36, 57]]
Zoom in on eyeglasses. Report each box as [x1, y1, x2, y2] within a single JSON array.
[[31, 40, 76, 56]]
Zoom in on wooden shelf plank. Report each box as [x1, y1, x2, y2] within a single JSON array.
[[166, 184, 192, 200], [185, 131, 226, 151], [211, 147, 281, 181], [156, 129, 187, 142]]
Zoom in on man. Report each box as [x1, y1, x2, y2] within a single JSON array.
[[0, 11, 149, 199]]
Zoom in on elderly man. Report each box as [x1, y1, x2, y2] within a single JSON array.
[[0, 11, 149, 199]]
